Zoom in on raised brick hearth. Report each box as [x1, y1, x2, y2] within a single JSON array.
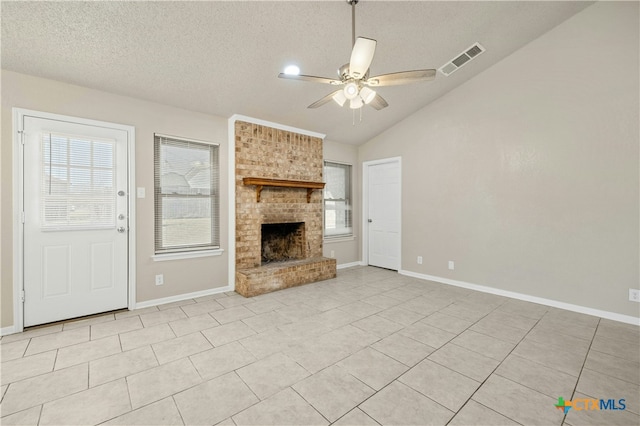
[[234, 121, 336, 297], [236, 257, 337, 297]]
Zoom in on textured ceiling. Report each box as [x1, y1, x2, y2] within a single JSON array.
[[1, 1, 593, 145]]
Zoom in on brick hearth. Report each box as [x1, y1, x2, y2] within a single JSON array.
[[236, 257, 337, 297]]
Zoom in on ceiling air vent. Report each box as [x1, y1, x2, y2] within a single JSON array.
[[439, 42, 485, 77]]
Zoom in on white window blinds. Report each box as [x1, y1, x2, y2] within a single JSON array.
[[324, 161, 353, 238], [154, 134, 219, 254], [41, 133, 115, 230]]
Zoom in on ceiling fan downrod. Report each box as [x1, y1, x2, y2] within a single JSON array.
[[347, 0, 359, 47]]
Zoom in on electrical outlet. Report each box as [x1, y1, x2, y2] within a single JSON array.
[[629, 288, 640, 302], [417, 256, 423, 265], [448, 261, 455, 270], [155, 274, 164, 286], [330, 250, 335, 258]]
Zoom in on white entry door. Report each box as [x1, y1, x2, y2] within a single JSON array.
[[366, 158, 401, 270], [22, 114, 129, 327]]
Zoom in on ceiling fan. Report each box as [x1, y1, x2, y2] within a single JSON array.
[[278, 0, 436, 111]]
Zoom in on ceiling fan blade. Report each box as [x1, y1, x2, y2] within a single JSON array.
[[349, 37, 377, 79], [308, 90, 342, 109], [278, 73, 343, 85], [365, 69, 436, 87], [368, 94, 389, 110]]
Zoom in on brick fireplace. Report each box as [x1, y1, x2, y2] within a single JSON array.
[[234, 121, 336, 297]]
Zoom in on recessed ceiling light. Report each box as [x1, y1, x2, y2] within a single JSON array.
[[283, 65, 300, 75]]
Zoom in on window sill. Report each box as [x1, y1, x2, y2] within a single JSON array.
[[324, 236, 355, 244], [152, 248, 225, 262]]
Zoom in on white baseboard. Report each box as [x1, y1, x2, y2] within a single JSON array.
[[1, 286, 233, 336], [135, 285, 233, 309], [337, 261, 365, 270], [399, 269, 640, 326], [1, 325, 17, 337], [138, 262, 365, 309]]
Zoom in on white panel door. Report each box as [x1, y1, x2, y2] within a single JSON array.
[[367, 159, 401, 270], [22, 115, 129, 327]]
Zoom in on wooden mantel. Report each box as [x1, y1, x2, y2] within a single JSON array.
[[243, 177, 325, 203]]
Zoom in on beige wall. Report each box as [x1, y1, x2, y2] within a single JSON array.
[[1, 71, 230, 328], [359, 2, 639, 318], [323, 140, 361, 266]]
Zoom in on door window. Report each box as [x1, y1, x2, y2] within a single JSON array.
[[41, 133, 115, 230]]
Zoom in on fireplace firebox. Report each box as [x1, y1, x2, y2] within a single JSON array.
[[261, 222, 305, 264]]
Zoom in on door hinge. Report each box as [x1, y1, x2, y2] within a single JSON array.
[[21, 211, 25, 223], [18, 130, 25, 145], [20, 290, 25, 303]]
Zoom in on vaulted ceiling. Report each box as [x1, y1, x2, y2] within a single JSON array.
[[1, 1, 593, 144]]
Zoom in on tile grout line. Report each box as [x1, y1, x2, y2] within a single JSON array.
[[442, 309, 547, 425], [356, 371, 455, 423], [329, 297, 480, 421], [562, 317, 601, 425], [122, 375, 135, 423], [464, 399, 526, 426], [578, 350, 640, 386], [288, 384, 333, 425], [36, 403, 43, 426], [229, 370, 263, 418], [52, 348, 60, 372], [9, 365, 93, 421], [406, 303, 502, 424], [170, 395, 188, 426], [333, 356, 410, 423], [22, 336, 34, 359]]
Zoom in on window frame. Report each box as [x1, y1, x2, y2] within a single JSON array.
[[323, 160, 353, 239], [153, 133, 220, 255]]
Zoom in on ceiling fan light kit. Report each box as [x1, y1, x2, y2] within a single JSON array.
[[343, 82, 359, 100], [332, 91, 348, 107], [360, 86, 376, 104], [349, 97, 364, 109], [278, 0, 436, 113]]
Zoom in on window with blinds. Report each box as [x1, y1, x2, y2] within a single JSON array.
[[154, 134, 219, 254], [41, 133, 115, 230], [324, 161, 353, 238]]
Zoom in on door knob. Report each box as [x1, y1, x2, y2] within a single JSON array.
[[118, 214, 126, 220], [118, 190, 125, 196], [368, 219, 373, 223], [117, 227, 126, 233]]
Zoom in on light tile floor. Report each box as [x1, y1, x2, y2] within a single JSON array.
[[1, 266, 639, 425]]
